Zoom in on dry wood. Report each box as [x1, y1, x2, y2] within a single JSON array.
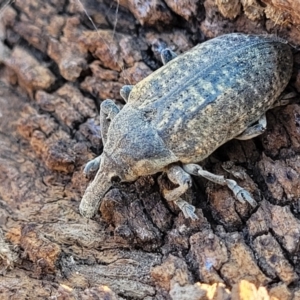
[[1, 0, 300, 299]]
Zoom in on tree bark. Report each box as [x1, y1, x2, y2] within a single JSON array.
[[0, 0, 300, 299]]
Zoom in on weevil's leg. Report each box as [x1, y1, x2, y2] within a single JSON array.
[[120, 85, 133, 102], [272, 91, 299, 108], [163, 165, 192, 201], [235, 114, 266, 140], [183, 164, 257, 208], [162, 165, 198, 220], [84, 155, 102, 176], [161, 48, 177, 65], [100, 99, 120, 144]]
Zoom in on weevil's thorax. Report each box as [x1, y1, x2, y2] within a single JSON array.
[[104, 105, 178, 179]]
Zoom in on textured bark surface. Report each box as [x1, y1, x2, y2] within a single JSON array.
[[1, 0, 300, 299]]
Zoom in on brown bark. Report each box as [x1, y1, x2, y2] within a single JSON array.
[[1, 0, 300, 299]]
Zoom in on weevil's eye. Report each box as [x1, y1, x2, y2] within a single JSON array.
[[111, 175, 121, 183]]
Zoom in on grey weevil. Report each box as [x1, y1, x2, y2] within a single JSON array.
[[79, 33, 293, 220]]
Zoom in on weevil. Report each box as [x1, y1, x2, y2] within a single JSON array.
[[79, 33, 293, 220]]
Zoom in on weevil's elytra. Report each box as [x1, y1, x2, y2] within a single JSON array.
[[80, 33, 293, 220]]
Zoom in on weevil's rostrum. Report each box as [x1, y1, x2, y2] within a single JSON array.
[[80, 33, 293, 220]]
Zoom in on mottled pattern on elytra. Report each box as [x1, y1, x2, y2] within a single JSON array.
[[108, 34, 292, 167], [128, 34, 290, 107]]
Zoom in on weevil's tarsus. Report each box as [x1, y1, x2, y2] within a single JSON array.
[[235, 114, 267, 140], [174, 198, 198, 220], [272, 91, 299, 107], [84, 155, 102, 176], [101, 99, 120, 120], [183, 163, 257, 208], [161, 48, 178, 65], [120, 85, 134, 102], [226, 179, 257, 207]]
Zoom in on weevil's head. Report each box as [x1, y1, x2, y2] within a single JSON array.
[[79, 106, 178, 219], [102, 106, 178, 181], [80, 145, 144, 219]]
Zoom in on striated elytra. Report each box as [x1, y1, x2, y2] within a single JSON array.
[[80, 33, 293, 220]]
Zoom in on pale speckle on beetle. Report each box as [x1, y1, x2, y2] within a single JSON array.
[[79, 33, 293, 220]]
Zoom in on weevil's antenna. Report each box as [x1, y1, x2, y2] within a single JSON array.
[[112, 0, 120, 41], [0, 0, 15, 16], [75, 0, 133, 85]]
